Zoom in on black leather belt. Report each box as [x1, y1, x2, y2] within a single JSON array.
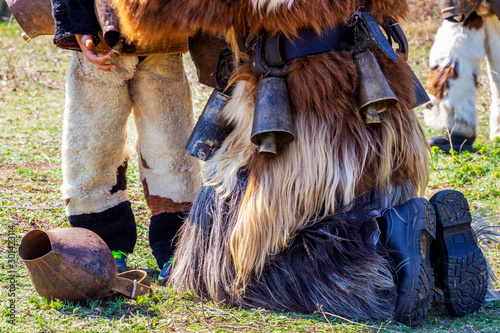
[[247, 25, 354, 77], [281, 26, 354, 62], [246, 13, 409, 77]]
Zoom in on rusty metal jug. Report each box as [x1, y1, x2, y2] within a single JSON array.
[[18, 228, 150, 302]]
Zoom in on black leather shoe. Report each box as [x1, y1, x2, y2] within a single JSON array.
[[429, 190, 488, 317], [380, 198, 436, 327], [428, 134, 475, 152]]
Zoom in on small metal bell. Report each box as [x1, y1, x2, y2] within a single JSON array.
[[185, 89, 233, 161], [95, 0, 122, 49], [355, 50, 398, 124], [251, 76, 295, 156], [362, 105, 382, 124], [257, 132, 278, 156]]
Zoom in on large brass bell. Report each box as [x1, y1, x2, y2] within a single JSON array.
[[355, 50, 398, 124], [251, 76, 295, 156], [185, 89, 233, 161]]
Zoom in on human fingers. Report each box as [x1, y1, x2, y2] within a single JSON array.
[[81, 47, 117, 71], [90, 52, 117, 72], [75, 34, 95, 53], [76, 35, 117, 71], [81, 35, 94, 49]]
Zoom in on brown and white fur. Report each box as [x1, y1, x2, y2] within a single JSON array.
[[113, 0, 430, 320], [425, 1, 500, 141]]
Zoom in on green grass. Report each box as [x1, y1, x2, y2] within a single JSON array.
[[1, 3, 500, 331]]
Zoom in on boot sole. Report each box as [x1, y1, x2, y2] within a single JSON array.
[[429, 190, 488, 317], [393, 199, 436, 327]]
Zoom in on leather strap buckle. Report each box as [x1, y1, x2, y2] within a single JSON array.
[[382, 17, 408, 56], [248, 33, 287, 77]]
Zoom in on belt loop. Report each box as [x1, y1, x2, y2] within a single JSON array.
[[264, 34, 284, 68]]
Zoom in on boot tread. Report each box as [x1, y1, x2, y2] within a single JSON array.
[[443, 249, 488, 316], [430, 190, 488, 317]]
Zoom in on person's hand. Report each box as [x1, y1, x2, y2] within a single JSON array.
[[75, 34, 117, 72]]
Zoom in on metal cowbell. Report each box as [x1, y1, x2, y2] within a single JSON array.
[[185, 89, 233, 161], [19, 228, 150, 303], [251, 76, 295, 156], [354, 50, 398, 124], [94, 0, 123, 53]]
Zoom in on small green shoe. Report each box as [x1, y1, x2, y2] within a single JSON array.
[[158, 258, 175, 282], [112, 250, 129, 273]]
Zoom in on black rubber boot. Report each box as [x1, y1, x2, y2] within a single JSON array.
[[379, 198, 436, 327], [429, 190, 488, 317], [428, 134, 475, 153], [149, 212, 187, 270]]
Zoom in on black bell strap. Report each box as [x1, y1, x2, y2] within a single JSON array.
[[247, 13, 408, 77], [280, 26, 354, 63], [248, 25, 354, 76]]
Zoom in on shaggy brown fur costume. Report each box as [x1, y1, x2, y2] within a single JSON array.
[[113, 0, 430, 321]]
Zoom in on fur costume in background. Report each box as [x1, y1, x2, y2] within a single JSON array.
[[425, 0, 500, 150], [112, 0, 432, 322]]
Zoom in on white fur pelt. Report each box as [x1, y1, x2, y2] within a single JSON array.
[[62, 52, 201, 215], [484, 15, 500, 140], [425, 10, 500, 140]]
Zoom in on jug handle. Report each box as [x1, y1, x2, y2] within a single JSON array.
[[111, 270, 151, 299]]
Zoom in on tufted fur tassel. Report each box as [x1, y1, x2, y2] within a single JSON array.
[[171, 175, 397, 320], [169, 46, 429, 320]]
